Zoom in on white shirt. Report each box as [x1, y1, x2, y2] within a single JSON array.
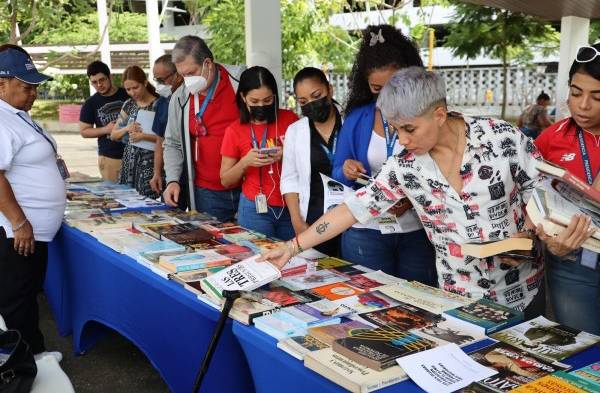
[[353, 130, 422, 232], [346, 115, 544, 310], [0, 99, 66, 241]]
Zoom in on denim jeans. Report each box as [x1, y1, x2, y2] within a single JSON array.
[[237, 194, 295, 240], [341, 227, 437, 286], [194, 187, 240, 222], [545, 249, 600, 335]]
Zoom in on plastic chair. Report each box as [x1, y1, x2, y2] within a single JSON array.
[[0, 314, 75, 393]]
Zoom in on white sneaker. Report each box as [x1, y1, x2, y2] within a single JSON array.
[[34, 351, 63, 363]]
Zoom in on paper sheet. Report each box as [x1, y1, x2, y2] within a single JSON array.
[[131, 109, 157, 151], [396, 343, 497, 393], [320, 173, 353, 214]]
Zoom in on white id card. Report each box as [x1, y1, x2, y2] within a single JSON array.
[[580, 249, 598, 270], [378, 216, 402, 234], [255, 193, 268, 214]]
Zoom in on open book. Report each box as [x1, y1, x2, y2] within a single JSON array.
[[536, 160, 600, 207]]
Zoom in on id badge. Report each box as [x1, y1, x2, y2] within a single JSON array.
[[255, 193, 268, 214], [378, 216, 402, 234], [56, 157, 70, 180], [580, 249, 598, 270]]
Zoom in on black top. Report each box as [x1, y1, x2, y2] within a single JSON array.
[[79, 87, 129, 159], [306, 108, 342, 225]]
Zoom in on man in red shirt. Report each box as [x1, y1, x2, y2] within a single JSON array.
[[163, 36, 241, 221]]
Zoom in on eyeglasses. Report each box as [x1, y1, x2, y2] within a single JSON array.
[[576, 46, 600, 63], [153, 71, 176, 85]]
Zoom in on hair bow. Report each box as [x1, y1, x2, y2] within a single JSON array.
[[369, 29, 385, 47]]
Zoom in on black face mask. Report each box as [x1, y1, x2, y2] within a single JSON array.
[[249, 103, 276, 123], [301, 96, 332, 123]]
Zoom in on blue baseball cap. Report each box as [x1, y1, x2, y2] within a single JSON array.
[[0, 48, 52, 84]]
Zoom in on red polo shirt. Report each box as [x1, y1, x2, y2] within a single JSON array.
[[221, 109, 298, 206], [535, 118, 600, 183], [188, 64, 239, 190]]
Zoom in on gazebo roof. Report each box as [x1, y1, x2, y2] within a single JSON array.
[[462, 0, 600, 21]]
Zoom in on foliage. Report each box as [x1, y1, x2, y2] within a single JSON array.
[[443, 1, 558, 117], [37, 74, 88, 100], [195, 0, 358, 78], [30, 99, 78, 120], [590, 20, 600, 44]]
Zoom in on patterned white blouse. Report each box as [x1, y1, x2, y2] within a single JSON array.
[[345, 115, 544, 311]]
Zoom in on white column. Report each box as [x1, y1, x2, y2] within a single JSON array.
[[556, 16, 590, 120], [97, 0, 111, 68], [244, 0, 282, 94], [146, 0, 164, 66]]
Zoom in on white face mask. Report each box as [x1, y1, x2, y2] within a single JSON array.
[[184, 61, 210, 95], [155, 83, 172, 98]]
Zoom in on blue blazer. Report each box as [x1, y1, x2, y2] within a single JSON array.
[[332, 102, 376, 187]]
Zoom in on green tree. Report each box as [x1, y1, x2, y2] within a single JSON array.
[[194, 0, 358, 79], [444, 2, 558, 119]]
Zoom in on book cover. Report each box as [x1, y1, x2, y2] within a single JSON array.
[[510, 374, 588, 393], [564, 362, 600, 391], [255, 286, 321, 307], [282, 303, 341, 328], [277, 335, 329, 360], [331, 324, 436, 371], [305, 299, 354, 319], [536, 160, 600, 205], [543, 183, 600, 240], [200, 255, 282, 301], [331, 264, 375, 277], [554, 370, 600, 392], [308, 320, 373, 346], [158, 250, 232, 273], [444, 298, 524, 334], [345, 274, 388, 291], [311, 282, 365, 300], [333, 291, 400, 314], [276, 269, 349, 291], [304, 348, 407, 393], [468, 342, 570, 393], [411, 316, 487, 348], [317, 257, 352, 270], [491, 316, 600, 363], [213, 244, 256, 262], [359, 302, 442, 330], [378, 282, 471, 314], [228, 297, 281, 325], [253, 312, 308, 340]]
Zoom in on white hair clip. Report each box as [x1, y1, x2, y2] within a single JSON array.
[[369, 29, 385, 47]]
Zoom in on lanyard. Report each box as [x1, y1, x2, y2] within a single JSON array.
[[320, 131, 338, 164], [193, 69, 220, 120], [576, 126, 595, 185], [381, 112, 397, 158], [250, 124, 268, 149], [17, 113, 57, 155]]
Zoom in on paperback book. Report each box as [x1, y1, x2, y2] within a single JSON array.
[[158, 250, 232, 273], [467, 342, 570, 392], [311, 282, 365, 300], [490, 316, 600, 363], [511, 373, 589, 393], [359, 302, 442, 330], [276, 269, 349, 291], [333, 291, 400, 315], [443, 298, 524, 334], [277, 334, 329, 360], [411, 315, 487, 347], [308, 320, 374, 346], [331, 324, 436, 371], [377, 282, 472, 314]]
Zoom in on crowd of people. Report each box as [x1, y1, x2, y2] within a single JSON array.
[[0, 25, 599, 366]]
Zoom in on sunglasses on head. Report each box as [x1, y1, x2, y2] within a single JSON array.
[[576, 45, 600, 63]]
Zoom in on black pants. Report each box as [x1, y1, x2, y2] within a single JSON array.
[[0, 227, 48, 354]]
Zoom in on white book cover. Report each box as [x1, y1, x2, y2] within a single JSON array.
[[276, 269, 349, 291], [410, 316, 487, 348], [200, 255, 281, 300], [377, 282, 470, 314]]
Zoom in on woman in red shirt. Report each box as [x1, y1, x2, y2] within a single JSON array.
[[220, 66, 298, 240], [535, 43, 600, 335]]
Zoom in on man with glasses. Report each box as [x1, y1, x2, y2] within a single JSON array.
[[0, 46, 66, 362], [163, 36, 241, 221], [79, 61, 129, 182]]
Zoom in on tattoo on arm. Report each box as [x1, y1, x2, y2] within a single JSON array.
[[316, 221, 329, 235]]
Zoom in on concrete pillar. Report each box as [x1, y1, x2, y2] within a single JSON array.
[[244, 0, 283, 96], [556, 16, 590, 120], [146, 0, 164, 66], [97, 0, 111, 68]]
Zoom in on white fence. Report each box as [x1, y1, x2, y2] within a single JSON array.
[[282, 66, 557, 113]]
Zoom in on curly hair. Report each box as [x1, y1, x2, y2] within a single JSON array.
[[344, 24, 423, 114]]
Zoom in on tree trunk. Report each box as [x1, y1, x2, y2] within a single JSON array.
[[9, 0, 18, 44]]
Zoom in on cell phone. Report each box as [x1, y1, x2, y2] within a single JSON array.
[[257, 147, 279, 155]]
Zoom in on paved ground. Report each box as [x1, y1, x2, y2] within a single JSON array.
[[44, 132, 171, 392]]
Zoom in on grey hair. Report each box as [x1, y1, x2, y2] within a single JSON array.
[[376, 66, 447, 120], [154, 54, 176, 72], [171, 35, 213, 65]]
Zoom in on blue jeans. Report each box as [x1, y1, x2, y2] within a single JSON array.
[[341, 227, 437, 286], [194, 187, 240, 222], [237, 194, 294, 240], [546, 249, 600, 335]]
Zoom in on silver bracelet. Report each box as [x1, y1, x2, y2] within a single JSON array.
[[13, 218, 28, 232]]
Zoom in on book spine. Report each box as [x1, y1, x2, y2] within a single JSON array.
[[561, 173, 600, 203]]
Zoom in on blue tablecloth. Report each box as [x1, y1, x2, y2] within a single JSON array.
[[232, 321, 600, 393], [46, 224, 255, 393]]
